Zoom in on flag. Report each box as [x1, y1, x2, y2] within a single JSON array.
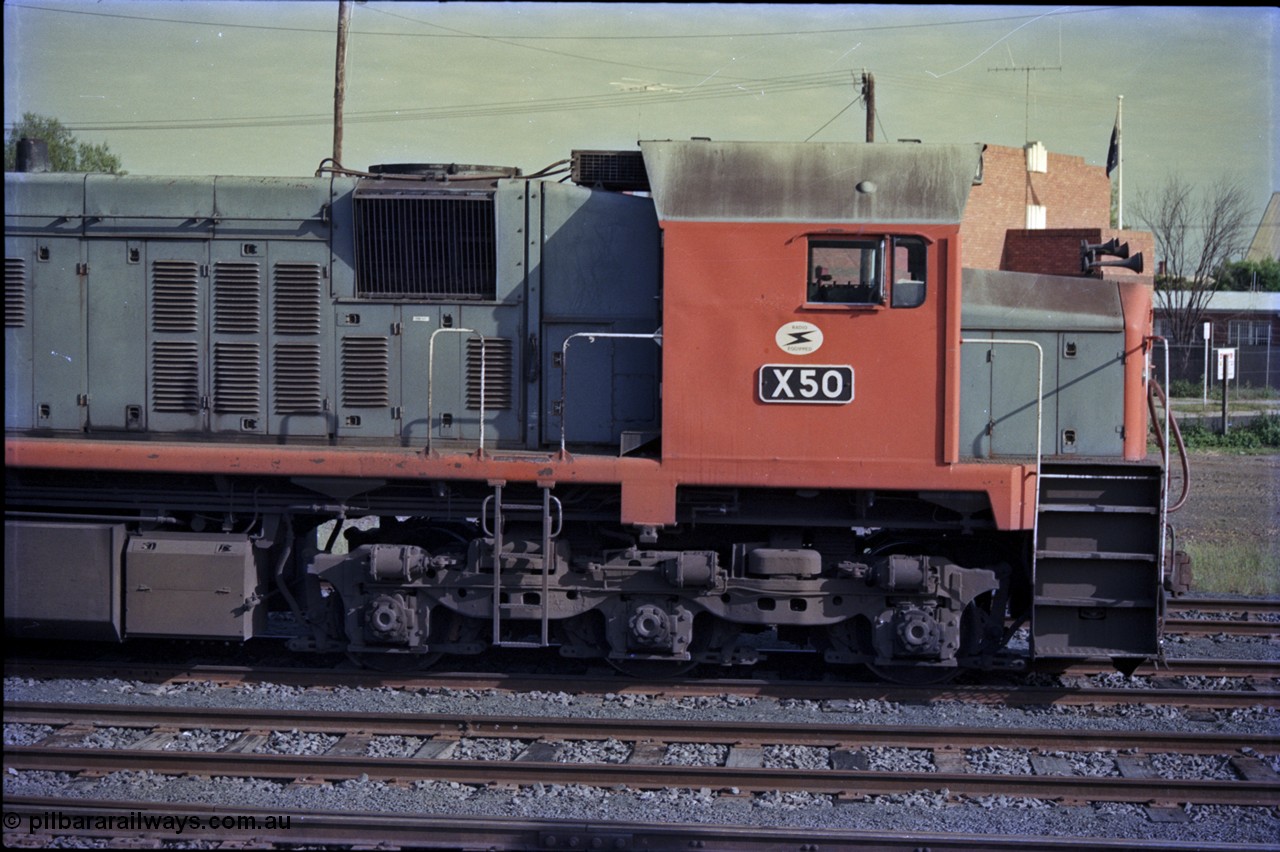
[[1105, 121, 1119, 178]]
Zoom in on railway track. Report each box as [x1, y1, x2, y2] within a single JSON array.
[[1165, 595, 1280, 637], [6, 632, 1276, 851], [1169, 596, 1280, 618], [6, 701, 1278, 808], [7, 656, 1278, 710]]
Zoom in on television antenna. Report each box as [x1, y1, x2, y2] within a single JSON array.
[[988, 64, 1061, 143]]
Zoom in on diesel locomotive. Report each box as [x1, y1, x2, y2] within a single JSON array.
[[5, 140, 1181, 680]]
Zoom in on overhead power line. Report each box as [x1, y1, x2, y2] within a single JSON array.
[[16, 71, 858, 134], [5, 3, 1116, 41]]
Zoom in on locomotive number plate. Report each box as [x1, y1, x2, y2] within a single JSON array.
[[758, 364, 854, 404]]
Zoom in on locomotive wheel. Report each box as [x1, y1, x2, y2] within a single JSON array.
[[605, 614, 744, 679], [865, 663, 960, 685], [347, 609, 476, 672]]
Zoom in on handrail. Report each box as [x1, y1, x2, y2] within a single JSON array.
[[558, 330, 662, 455], [1145, 335, 1180, 596], [959, 335, 1044, 495], [486, 483, 563, 647], [426, 327, 487, 454]]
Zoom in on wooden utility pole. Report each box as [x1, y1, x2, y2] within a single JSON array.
[[862, 71, 875, 142], [333, 0, 352, 164]]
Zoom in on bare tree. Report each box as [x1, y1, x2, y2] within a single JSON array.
[[1133, 176, 1252, 348]]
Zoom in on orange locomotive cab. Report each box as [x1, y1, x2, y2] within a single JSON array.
[[643, 140, 1033, 529]]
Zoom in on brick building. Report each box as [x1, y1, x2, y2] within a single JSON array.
[[953, 142, 1277, 390], [960, 142, 1153, 282]]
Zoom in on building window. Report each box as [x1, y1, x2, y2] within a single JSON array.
[[1228, 320, 1272, 346]]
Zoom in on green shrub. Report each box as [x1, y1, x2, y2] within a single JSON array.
[[1173, 413, 1280, 450], [1255, 413, 1280, 446], [1168, 378, 1202, 399]]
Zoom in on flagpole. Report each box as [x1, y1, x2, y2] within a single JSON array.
[[1116, 95, 1123, 230]]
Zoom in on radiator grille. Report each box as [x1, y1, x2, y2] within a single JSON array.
[[466, 337, 513, 411], [274, 342, 325, 415], [5, 257, 26, 328], [152, 340, 200, 413], [341, 336, 390, 408], [354, 193, 496, 300], [273, 263, 323, 335], [571, 150, 650, 191], [213, 262, 261, 334], [213, 341, 261, 414], [151, 260, 200, 332]]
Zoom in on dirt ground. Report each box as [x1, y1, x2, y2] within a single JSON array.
[[1167, 451, 1280, 574]]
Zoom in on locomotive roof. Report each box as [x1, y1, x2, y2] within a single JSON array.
[[638, 140, 983, 225]]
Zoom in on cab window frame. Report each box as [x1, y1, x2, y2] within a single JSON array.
[[889, 235, 928, 309], [806, 237, 884, 306], [803, 234, 929, 309]]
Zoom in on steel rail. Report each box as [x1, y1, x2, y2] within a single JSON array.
[[9, 653, 1278, 681], [1168, 596, 1280, 617], [6, 658, 1278, 707], [5, 701, 1274, 755], [6, 743, 1275, 808], [1163, 618, 1280, 637]]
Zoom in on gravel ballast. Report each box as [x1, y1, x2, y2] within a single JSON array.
[[5, 660, 1277, 846]]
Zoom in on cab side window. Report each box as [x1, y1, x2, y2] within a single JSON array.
[[890, 236, 927, 308], [807, 239, 882, 305]]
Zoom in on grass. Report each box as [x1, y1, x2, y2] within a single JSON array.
[[1185, 541, 1280, 597], [1170, 413, 1280, 451], [1168, 379, 1279, 402]]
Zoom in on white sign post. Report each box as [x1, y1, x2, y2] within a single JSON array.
[[1216, 347, 1237, 381], [1202, 322, 1211, 407], [1216, 347, 1237, 433]]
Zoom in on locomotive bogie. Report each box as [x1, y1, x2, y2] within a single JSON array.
[[285, 507, 1015, 671]]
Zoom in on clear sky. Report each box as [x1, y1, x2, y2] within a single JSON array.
[[5, 2, 1277, 228]]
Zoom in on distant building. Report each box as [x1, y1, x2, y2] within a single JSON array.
[[1160, 291, 1280, 390], [1153, 192, 1279, 389], [959, 142, 1152, 283]]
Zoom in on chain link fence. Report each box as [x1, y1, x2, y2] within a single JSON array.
[[1163, 342, 1278, 396]]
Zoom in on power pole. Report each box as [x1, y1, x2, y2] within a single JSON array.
[[333, 0, 353, 165], [862, 71, 875, 143]]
